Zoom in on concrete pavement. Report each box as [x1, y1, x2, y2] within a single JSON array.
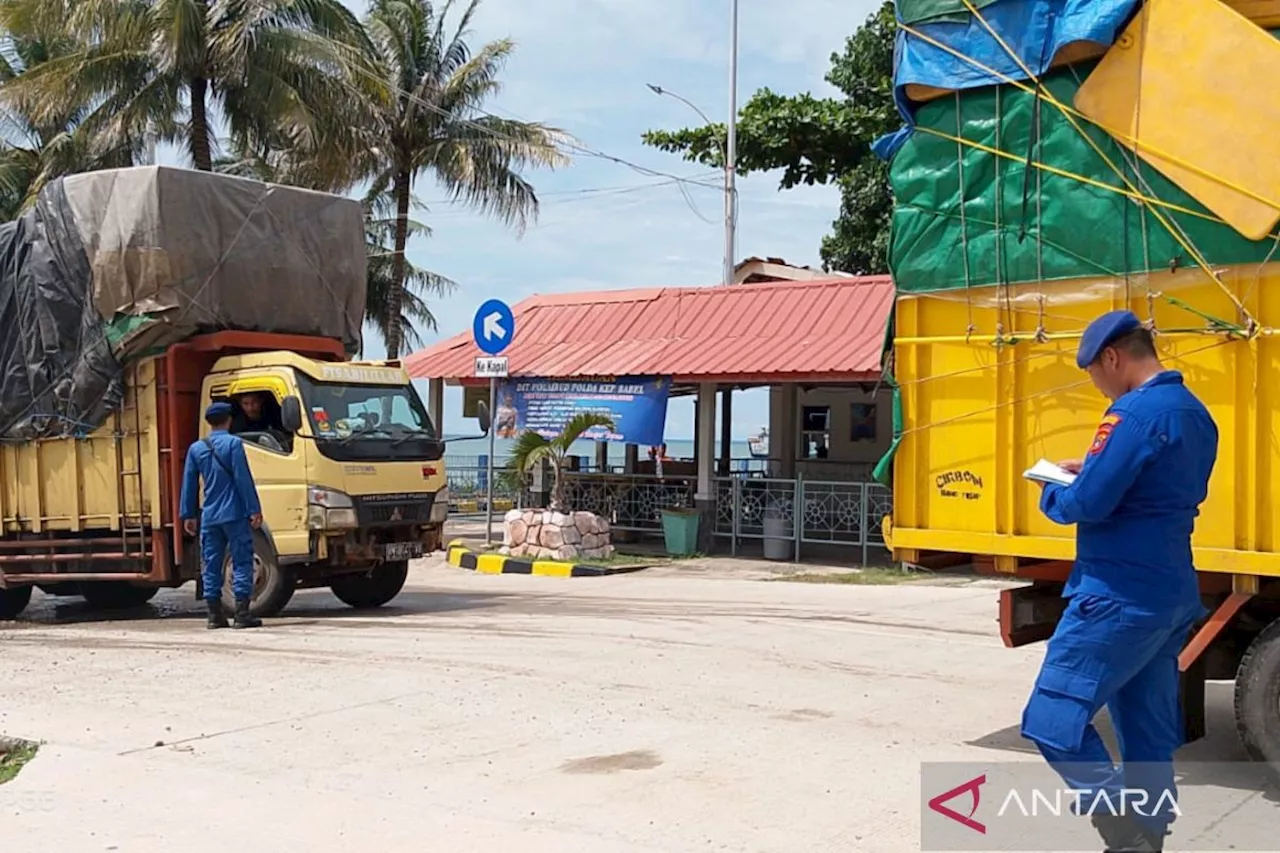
[[0, 556, 1255, 852]]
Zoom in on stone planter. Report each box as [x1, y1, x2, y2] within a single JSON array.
[[500, 509, 614, 561]]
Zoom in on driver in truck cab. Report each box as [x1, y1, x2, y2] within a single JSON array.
[[231, 391, 280, 434], [1025, 310, 1217, 852], [180, 401, 267, 631]]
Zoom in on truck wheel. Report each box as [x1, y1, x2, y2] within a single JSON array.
[[80, 582, 158, 610], [219, 530, 295, 618], [330, 562, 409, 609], [0, 586, 33, 620], [1235, 617, 1280, 764]]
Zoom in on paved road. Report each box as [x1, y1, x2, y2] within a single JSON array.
[[0, 558, 1255, 852]]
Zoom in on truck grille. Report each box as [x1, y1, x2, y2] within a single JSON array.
[[352, 493, 434, 527]]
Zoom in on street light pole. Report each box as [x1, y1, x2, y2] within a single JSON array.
[[646, 0, 739, 287], [723, 0, 739, 287]]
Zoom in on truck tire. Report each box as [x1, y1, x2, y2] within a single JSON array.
[[219, 530, 295, 619], [80, 582, 158, 610], [0, 586, 32, 620], [330, 562, 409, 609], [1235, 617, 1280, 764]]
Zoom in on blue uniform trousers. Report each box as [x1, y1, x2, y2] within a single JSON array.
[[200, 521, 256, 603], [1020, 594, 1202, 833]]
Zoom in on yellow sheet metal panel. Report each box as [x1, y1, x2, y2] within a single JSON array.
[[0, 358, 162, 535], [892, 262, 1280, 577], [1073, 0, 1280, 240]]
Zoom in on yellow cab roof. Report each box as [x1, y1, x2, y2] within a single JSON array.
[[210, 351, 410, 385]]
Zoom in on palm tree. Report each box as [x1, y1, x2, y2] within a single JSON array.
[[363, 186, 456, 354], [358, 0, 569, 358], [0, 0, 373, 174], [0, 9, 141, 218], [509, 413, 616, 512]]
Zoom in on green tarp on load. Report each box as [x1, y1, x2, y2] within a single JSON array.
[[896, 0, 999, 25], [888, 60, 1280, 294]]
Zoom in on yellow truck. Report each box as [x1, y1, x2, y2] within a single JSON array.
[[881, 0, 1280, 763], [0, 331, 459, 618], [0, 165, 473, 619]]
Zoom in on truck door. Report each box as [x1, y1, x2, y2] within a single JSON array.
[[205, 375, 310, 559]]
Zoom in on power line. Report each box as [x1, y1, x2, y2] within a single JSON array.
[[339, 59, 723, 220]]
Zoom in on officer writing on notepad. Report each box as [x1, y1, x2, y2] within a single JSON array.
[[1024, 310, 1216, 852]]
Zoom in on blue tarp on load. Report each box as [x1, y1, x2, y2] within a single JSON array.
[[892, 0, 1138, 120], [876, 0, 1139, 161]]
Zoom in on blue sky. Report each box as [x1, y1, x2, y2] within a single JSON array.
[[329, 1, 879, 438]]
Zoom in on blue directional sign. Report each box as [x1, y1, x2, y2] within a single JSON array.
[[472, 299, 515, 355]]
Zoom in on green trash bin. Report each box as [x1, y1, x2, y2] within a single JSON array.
[[661, 507, 701, 556]]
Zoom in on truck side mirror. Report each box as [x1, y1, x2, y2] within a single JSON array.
[[476, 401, 491, 435], [281, 395, 304, 433]]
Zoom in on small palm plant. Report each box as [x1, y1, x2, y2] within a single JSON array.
[[509, 412, 616, 512]]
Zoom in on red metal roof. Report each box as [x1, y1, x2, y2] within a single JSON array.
[[403, 276, 894, 385]]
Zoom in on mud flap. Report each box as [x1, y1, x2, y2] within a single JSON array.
[[1179, 653, 1207, 745], [999, 582, 1067, 648]]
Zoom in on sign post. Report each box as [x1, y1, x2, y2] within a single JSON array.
[[473, 299, 515, 544]]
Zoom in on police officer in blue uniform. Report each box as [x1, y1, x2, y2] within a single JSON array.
[[1024, 311, 1217, 851], [179, 401, 265, 630]]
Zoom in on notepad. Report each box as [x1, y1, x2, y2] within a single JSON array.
[[1023, 458, 1077, 487]]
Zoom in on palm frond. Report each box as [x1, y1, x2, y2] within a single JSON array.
[[509, 429, 552, 475], [553, 412, 615, 454]]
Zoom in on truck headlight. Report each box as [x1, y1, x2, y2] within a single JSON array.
[[430, 488, 449, 523], [308, 487, 358, 530]]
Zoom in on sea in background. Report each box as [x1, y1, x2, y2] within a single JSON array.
[[444, 437, 755, 468]]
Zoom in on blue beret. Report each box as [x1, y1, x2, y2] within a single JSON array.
[[1076, 310, 1142, 369], [205, 401, 234, 419]]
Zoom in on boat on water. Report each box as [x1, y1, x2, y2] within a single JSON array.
[[747, 428, 769, 458]]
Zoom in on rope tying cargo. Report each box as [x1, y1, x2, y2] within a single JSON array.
[[954, 92, 978, 342], [900, 13, 1258, 325], [891, 338, 1234, 439]]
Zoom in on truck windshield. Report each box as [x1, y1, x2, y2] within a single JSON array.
[[296, 375, 442, 462]]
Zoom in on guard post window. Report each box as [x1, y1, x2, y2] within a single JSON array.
[[801, 405, 831, 460]]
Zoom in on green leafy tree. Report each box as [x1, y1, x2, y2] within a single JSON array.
[[0, 0, 371, 173], [509, 413, 616, 512], [356, 0, 569, 358], [643, 1, 897, 275]]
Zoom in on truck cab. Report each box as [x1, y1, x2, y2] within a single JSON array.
[[198, 352, 449, 614]]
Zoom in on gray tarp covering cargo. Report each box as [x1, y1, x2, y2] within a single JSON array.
[[0, 166, 366, 441]]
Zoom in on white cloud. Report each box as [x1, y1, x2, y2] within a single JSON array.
[[346, 0, 875, 439]]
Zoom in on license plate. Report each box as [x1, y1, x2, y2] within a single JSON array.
[[383, 542, 423, 561]]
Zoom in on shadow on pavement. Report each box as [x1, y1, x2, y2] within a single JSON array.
[[7, 586, 525, 629], [965, 681, 1280, 801]]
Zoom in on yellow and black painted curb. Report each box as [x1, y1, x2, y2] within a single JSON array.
[[446, 541, 646, 578]]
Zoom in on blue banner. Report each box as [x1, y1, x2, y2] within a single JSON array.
[[493, 376, 671, 446]]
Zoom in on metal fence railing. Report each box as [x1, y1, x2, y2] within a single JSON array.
[[561, 473, 696, 533], [445, 464, 522, 515], [714, 476, 892, 564], [442, 462, 891, 564]]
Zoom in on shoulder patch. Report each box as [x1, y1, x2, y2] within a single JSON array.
[[1089, 414, 1122, 456]]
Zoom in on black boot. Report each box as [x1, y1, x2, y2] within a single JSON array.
[[1091, 814, 1164, 852], [206, 600, 229, 629], [232, 598, 262, 629]]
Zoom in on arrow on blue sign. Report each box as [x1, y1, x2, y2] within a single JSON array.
[[473, 298, 515, 355]]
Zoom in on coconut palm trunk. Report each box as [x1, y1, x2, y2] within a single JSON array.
[[189, 75, 213, 171], [386, 168, 413, 359]]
